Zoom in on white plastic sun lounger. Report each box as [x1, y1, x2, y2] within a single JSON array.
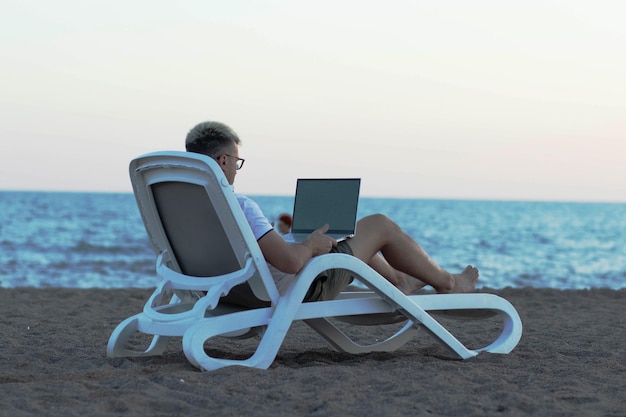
[[107, 151, 522, 371]]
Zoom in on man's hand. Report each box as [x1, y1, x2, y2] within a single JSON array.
[[303, 224, 337, 257]]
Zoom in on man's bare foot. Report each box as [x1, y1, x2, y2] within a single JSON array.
[[439, 265, 479, 294]]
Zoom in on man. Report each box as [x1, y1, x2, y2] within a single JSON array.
[[185, 121, 479, 302]]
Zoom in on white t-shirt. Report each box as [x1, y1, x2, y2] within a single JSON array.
[[235, 193, 297, 294]]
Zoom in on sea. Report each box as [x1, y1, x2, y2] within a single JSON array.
[[1, 191, 625, 290]]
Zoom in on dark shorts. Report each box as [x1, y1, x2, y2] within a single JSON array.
[[304, 240, 354, 302]]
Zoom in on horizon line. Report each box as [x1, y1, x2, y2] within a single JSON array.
[[1, 188, 625, 205]]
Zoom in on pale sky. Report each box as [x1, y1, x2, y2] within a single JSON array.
[[1, 0, 624, 202]]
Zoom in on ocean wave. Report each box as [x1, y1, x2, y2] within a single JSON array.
[[72, 240, 151, 255]]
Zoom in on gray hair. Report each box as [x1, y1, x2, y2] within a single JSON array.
[[185, 121, 241, 158]]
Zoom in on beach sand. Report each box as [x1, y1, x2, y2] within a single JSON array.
[[1, 287, 625, 417]]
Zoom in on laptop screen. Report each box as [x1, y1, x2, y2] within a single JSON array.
[[291, 178, 361, 235]]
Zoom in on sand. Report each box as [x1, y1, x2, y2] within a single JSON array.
[[1, 287, 625, 417]]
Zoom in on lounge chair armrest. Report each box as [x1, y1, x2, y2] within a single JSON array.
[[156, 252, 256, 292], [142, 254, 258, 321]]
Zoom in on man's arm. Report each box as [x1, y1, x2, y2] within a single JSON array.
[[258, 224, 336, 274]]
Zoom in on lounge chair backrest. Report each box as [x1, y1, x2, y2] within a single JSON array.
[[129, 151, 279, 303]]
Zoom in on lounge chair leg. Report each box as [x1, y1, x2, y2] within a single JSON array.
[[107, 315, 171, 358], [305, 318, 420, 354], [183, 309, 277, 371]]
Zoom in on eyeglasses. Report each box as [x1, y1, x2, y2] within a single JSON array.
[[223, 154, 245, 170]]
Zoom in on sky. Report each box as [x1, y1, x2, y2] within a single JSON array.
[[1, 0, 625, 202]]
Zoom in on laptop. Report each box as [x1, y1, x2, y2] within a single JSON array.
[[289, 178, 361, 243]]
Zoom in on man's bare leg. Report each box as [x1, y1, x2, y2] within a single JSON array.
[[368, 253, 426, 294], [347, 214, 479, 294]]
